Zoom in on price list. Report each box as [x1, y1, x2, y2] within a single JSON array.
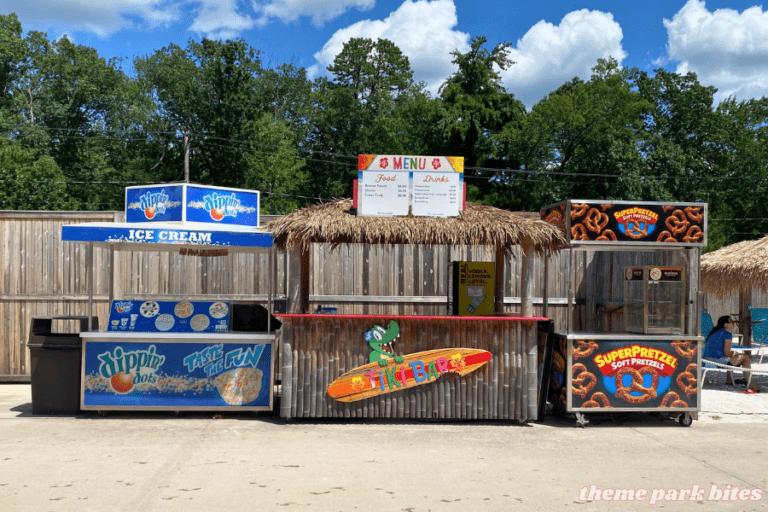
[[411, 173, 461, 218], [358, 171, 410, 217]]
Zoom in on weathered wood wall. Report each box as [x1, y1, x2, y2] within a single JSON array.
[[0, 211, 758, 379], [0, 211, 286, 379]]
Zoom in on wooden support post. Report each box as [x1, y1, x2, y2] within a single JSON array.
[[521, 238, 534, 318], [740, 287, 753, 347], [495, 245, 505, 314], [300, 246, 310, 313], [287, 247, 306, 314]]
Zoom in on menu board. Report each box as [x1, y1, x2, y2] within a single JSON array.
[[358, 171, 410, 217], [108, 300, 230, 334], [411, 172, 462, 217], [357, 171, 463, 218]]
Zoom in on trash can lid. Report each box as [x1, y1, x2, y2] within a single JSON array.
[[27, 334, 83, 349]]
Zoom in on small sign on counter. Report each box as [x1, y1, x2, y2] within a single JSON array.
[[108, 300, 230, 333]]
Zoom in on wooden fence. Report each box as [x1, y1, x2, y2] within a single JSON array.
[[0, 211, 761, 379]]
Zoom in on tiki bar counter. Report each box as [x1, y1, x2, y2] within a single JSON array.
[[268, 198, 565, 420]]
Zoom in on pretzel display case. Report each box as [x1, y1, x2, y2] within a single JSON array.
[[542, 200, 707, 426]]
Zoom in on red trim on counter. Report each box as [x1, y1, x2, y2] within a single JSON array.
[[275, 314, 547, 321]]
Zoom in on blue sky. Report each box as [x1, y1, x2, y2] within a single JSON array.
[[2, 0, 767, 107]]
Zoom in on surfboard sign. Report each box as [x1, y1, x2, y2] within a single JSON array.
[[327, 348, 492, 403]]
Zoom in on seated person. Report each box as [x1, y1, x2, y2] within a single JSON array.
[[703, 315, 757, 391]]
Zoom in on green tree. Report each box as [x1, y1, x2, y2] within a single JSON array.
[[0, 141, 74, 209], [136, 39, 266, 186], [490, 58, 651, 210], [327, 38, 413, 103], [243, 115, 306, 214], [438, 36, 524, 201], [304, 38, 433, 201]]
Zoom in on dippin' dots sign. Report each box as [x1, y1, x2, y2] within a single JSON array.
[[97, 345, 165, 394], [203, 193, 240, 221], [139, 189, 168, 219]]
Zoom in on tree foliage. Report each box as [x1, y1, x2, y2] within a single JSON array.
[[0, 14, 767, 249]]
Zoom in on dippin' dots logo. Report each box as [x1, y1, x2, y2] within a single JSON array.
[[97, 345, 165, 394], [139, 190, 168, 219], [204, 193, 240, 221]]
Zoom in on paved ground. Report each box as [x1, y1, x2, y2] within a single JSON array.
[[2, 383, 768, 512]]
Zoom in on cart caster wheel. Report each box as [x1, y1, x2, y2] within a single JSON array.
[[678, 413, 692, 427]]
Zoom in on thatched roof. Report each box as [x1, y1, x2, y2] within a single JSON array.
[[266, 199, 567, 255], [701, 235, 768, 297]]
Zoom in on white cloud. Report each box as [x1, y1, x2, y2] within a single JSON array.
[[0, 0, 179, 37], [189, 0, 255, 39], [253, 0, 375, 27], [310, 0, 469, 94], [664, 0, 768, 102], [500, 9, 627, 109]]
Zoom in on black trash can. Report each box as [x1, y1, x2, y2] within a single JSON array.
[[27, 316, 98, 415]]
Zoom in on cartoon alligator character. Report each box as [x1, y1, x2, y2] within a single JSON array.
[[366, 321, 405, 366]]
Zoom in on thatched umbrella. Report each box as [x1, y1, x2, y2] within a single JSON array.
[[701, 235, 768, 344], [267, 199, 567, 313]]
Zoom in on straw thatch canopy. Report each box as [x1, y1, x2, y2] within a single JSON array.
[[701, 235, 768, 298], [267, 198, 567, 255]]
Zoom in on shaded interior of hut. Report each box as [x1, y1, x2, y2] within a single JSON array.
[[566, 247, 699, 336]]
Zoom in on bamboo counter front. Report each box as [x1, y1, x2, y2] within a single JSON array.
[[277, 314, 546, 420]]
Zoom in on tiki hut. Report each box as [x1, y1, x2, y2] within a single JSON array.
[[267, 198, 567, 314], [269, 199, 565, 253], [267, 199, 567, 420], [701, 235, 768, 297], [701, 235, 768, 343]]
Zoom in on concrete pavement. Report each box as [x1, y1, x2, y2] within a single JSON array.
[[1, 383, 767, 511]]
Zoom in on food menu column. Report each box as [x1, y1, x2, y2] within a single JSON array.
[[80, 300, 275, 411]]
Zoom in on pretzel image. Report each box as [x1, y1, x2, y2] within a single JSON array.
[[584, 208, 609, 233], [676, 363, 697, 398], [656, 230, 677, 243], [544, 209, 563, 225], [572, 363, 597, 398], [573, 340, 599, 360], [600, 204, 614, 211], [582, 392, 611, 408], [671, 340, 697, 360], [665, 210, 690, 236], [615, 366, 659, 404], [662, 205, 676, 212], [571, 223, 590, 241], [684, 206, 703, 222], [596, 229, 618, 241], [621, 221, 649, 239], [660, 391, 688, 408], [571, 203, 589, 219], [683, 225, 704, 243]]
